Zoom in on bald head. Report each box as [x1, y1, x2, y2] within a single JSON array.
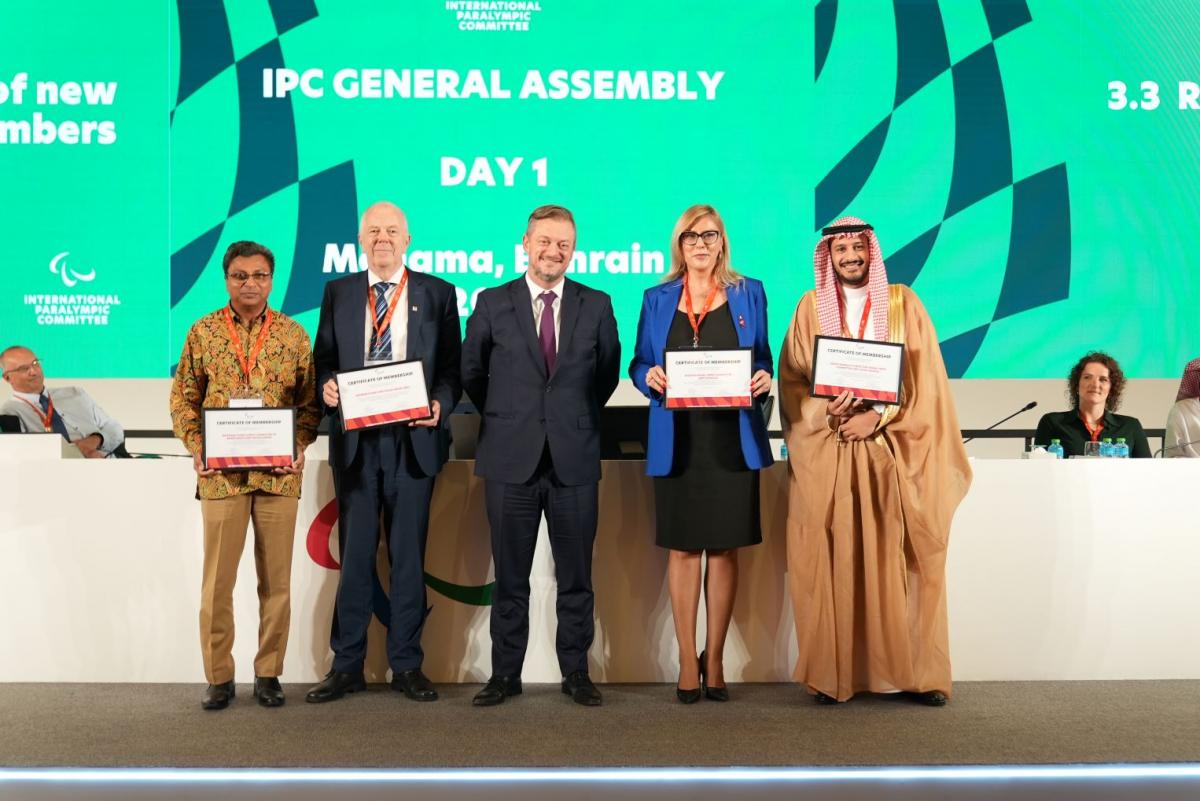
[[1, 345, 45, 394], [358, 201, 411, 279]]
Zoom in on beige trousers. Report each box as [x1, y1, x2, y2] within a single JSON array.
[[198, 493, 298, 684]]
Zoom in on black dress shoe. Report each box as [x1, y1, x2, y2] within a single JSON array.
[[561, 671, 602, 706], [813, 690, 839, 705], [254, 676, 285, 707], [391, 669, 438, 702], [201, 681, 235, 710], [305, 670, 366, 703], [472, 675, 522, 707], [912, 690, 948, 707]]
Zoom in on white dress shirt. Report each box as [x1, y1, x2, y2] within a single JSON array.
[[526, 272, 564, 354], [364, 268, 409, 363], [3, 386, 124, 455]]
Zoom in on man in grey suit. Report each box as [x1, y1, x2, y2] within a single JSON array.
[[1, 345, 126, 457]]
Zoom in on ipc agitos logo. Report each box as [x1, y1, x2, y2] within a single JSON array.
[[49, 251, 96, 288], [306, 499, 494, 625]]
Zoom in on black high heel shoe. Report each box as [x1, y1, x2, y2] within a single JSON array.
[[676, 655, 702, 704], [700, 650, 729, 702]]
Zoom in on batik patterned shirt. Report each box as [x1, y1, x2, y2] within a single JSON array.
[[170, 305, 320, 499]]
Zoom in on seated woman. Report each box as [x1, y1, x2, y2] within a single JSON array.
[[1035, 351, 1151, 458], [1165, 358, 1200, 457]]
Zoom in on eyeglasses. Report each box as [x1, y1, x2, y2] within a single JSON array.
[[3, 359, 40, 377], [227, 271, 273, 285], [680, 230, 720, 247]]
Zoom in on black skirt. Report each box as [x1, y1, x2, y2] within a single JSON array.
[[653, 304, 762, 551]]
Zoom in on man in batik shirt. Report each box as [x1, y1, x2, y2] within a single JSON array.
[[170, 240, 320, 710]]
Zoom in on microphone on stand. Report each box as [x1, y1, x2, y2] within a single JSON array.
[[1155, 437, 1200, 457], [962, 401, 1038, 444]]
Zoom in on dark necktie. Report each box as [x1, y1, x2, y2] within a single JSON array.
[[538, 291, 557, 374], [369, 281, 393, 360], [39, 393, 70, 439]]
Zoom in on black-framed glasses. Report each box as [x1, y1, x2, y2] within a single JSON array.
[[227, 271, 273, 285], [680, 230, 720, 247]]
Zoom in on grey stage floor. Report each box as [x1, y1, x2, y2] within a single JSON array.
[[2, 681, 1198, 769]]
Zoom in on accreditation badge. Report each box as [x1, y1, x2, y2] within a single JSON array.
[[228, 385, 264, 408]]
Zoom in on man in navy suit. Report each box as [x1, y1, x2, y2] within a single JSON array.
[[462, 205, 621, 707], [307, 201, 462, 704]]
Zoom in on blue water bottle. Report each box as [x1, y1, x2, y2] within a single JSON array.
[[1047, 439, 1064, 459], [1114, 437, 1129, 458], [1100, 437, 1114, 457]]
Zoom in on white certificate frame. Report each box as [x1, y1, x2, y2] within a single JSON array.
[[811, 335, 905, 405], [201, 407, 296, 470], [663, 347, 753, 410], [336, 359, 432, 432]]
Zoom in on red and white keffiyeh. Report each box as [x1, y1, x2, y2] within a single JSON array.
[[813, 216, 890, 341], [1177, 358, 1200, 402]]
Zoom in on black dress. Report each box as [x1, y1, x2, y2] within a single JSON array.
[[654, 304, 762, 551]]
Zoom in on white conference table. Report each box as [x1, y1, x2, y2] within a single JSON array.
[[0, 449, 1197, 683]]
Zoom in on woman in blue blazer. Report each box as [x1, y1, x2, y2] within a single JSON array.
[[628, 204, 774, 704]]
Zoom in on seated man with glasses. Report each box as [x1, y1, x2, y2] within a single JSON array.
[[1, 345, 128, 457]]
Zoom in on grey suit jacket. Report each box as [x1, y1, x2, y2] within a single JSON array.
[[1, 387, 124, 455]]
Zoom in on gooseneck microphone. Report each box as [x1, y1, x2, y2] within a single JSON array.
[[1155, 437, 1200, 457], [962, 401, 1038, 444]]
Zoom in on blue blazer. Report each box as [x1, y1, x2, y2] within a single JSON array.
[[628, 276, 774, 477]]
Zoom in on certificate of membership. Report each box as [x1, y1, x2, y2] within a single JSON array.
[[811, 335, 904, 404], [663, 347, 752, 410], [202, 407, 296, 470], [336, 359, 432, 431]]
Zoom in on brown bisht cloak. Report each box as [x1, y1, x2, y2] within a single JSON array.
[[779, 284, 972, 700]]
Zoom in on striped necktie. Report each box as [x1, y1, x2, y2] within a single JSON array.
[[369, 281, 393, 360]]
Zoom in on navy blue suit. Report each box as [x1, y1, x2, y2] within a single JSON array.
[[462, 276, 620, 677], [314, 269, 461, 674], [628, 277, 774, 476]]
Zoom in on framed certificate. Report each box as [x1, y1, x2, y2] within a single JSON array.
[[663, 347, 753, 410], [201, 407, 296, 470], [811, 335, 904, 405], [336, 359, 432, 431]]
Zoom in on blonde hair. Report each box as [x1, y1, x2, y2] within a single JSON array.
[[664, 204, 741, 287]]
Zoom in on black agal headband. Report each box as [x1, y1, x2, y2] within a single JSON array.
[[821, 223, 874, 236]]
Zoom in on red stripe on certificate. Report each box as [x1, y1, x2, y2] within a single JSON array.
[[343, 406, 431, 431], [813, 384, 898, 403], [206, 455, 293, 469], [665, 396, 753, 410]]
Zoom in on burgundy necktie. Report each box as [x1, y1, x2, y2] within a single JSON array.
[[538, 291, 556, 373]]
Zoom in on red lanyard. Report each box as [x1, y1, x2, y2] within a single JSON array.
[[836, 289, 872, 339], [17, 396, 55, 432], [1080, 412, 1105, 442], [223, 307, 274, 384], [682, 271, 720, 347], [367, 270, 409, 348]]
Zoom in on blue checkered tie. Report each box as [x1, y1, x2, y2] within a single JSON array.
[[369, 281, 393, 361]]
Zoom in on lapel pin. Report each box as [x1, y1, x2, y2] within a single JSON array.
[[411, 306, 419, 311], [738, 315, 746, 328]]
